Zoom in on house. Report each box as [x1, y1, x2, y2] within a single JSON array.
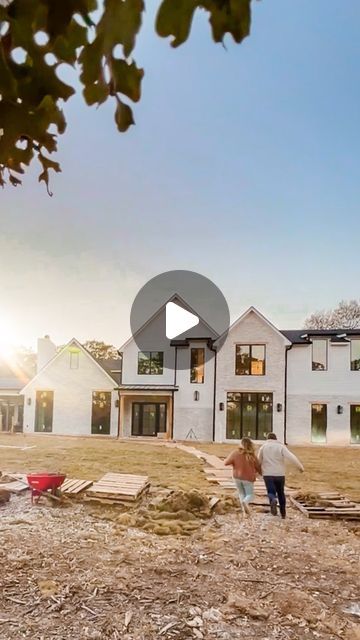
[[283, 329, 360, 445], [119, 301, 360, 446], [21, 337, 119, 437]]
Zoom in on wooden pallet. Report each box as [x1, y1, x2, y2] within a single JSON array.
[[85, 473, 150, 503], [291, 493, 360, 520], [61, 478, 93, 495]]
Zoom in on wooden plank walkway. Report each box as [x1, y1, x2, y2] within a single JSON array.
[[291, 494, 360, 521], [85, 472, 150, 504]]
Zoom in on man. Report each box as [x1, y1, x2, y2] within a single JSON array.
[[258, 433, 304, 519]]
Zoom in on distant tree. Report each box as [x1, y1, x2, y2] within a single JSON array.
[[0, 0, 252, 192], [83, 340, 120, 360], [304, 300, 360, 330], [14, 346, 37, 377]]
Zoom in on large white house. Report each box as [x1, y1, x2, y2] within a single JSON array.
[[12, 302, 360, 446]]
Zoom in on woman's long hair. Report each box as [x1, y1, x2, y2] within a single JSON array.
[[239, 437, 257, 461]]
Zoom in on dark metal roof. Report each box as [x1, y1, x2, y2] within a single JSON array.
[[117, 384, 178, 391], [281, 329, 360, 344]]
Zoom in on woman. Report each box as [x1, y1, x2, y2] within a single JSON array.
[[224, 437, 262, 516]]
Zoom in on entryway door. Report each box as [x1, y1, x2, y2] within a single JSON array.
[[35, 391, 54, 432], [132, 402, 167, 436]]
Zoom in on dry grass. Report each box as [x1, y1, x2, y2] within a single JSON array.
[[1, 434, 359, 500], [0, 434, 210, 491], [193, 442, 360, 500]]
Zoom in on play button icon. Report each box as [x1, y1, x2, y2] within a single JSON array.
[[165, 301, 199, 339], [129, 270, 230, 370]]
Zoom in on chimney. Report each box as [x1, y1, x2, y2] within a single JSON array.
[[37, 335, 56, 373]]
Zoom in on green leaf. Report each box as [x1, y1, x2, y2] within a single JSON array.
[[204, 0, 251, 44], [83, 80, 109, 106], [38, 151, 61, 196], [114, 99, 134, 132], [79, 38, 104, 85], [111, 58, 144, 102], [156, 0, 199, 47], [98, 0, 144, 58]]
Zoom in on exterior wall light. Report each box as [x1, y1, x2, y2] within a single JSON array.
[[219, 402, 224, 411], [194, 391, 200, 401], [277, 403, 282, 412], [115, 399, 119, 408], [337, 405, 343, 414], [27, 398, 31, 406]]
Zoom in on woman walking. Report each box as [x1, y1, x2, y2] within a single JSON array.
[[224, 437, 262, 516]]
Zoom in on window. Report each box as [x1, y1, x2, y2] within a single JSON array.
[[132, 403, 167, 436], [312, 339, 327, 371], [311, 404, 327, 443], [226, 392, 272, 440], [70, 352, 79, 369], [35, 391, 54, 432], [137, 351, 164, 375], [190, 348, 205, 383], [350, 340, 360, 371], [350, 405, 360, 444], [91, 391, 111, 435], [235, 345, 265, 376]]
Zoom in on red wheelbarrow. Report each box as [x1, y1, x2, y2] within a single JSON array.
[[27, 472, 66, 504]]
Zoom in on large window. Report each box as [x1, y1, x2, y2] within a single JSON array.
[[226, 392, 272, 440], [235, 345, 266, 376], [311, 403, 327, 443], [350, 405, 360, 444], [312, 340, 327, 371], [91, 391, 111, 435], [190, 348, 205, 383], [35, 390, 54, 432], [138, 351, 164, 375], [350, 340, 360, 371]]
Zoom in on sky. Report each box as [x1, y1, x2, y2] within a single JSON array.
[[1, 0, 360, 350]]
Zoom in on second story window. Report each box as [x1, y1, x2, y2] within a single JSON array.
[[235, 345, 265, 376], [190, 348, 205, 383], [138, 351, 163, 375], [70, 351, 79, 369], [350, 339, 360, 371], [312, 339, 327, 371]]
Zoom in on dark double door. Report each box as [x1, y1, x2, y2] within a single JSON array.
[[132, 402, 167, 436]]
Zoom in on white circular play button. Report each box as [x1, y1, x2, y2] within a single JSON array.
[[130, 270, 230, 370]]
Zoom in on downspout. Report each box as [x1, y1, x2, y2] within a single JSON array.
[[116, 351, 123, 439], [209, 340, 217, 442], [171, 346, 177, 440], [284, 344, 292, 444]]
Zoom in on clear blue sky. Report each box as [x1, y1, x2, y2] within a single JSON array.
[[1, 0, 360, 348]]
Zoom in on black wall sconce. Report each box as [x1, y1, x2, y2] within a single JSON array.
[[277, 403, 282, 412], [27, 397, 31, 406], [194, 390, 200, 401], [337, 405, 343, 414], [115, 399, 119, 408], [219, 402, 224, 411]]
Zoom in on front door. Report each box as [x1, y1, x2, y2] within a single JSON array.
[[132, 402, 167, 436], [35, 391, 54, 432]]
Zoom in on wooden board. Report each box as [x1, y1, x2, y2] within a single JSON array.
[[61, 478, 93, 495], [291, 495, 360, 520], [86, 472, 150, 503], [0, 480, 28, 494]]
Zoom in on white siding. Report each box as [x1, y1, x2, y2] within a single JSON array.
[[215, 310, 287, 443], [173, 342, 215, 441], [287, 342, 360, 445], [23, 345, 118, 436]]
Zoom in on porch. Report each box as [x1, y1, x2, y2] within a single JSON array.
[[117, 385, 178, 439]]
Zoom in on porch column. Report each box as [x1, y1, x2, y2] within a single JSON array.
[[167, 393, 173, 440], [119, 394, 125, 438]]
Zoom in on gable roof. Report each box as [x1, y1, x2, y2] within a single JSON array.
[[20, 338, 118, 393], [281, 329, 360, 344], [118, 293, 218, 352], [214, 306, 291, 346]]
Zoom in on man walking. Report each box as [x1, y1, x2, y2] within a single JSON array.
[[258, 433, 304, 519]]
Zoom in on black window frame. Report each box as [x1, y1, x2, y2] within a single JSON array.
[[311, 339, 328, 371], [131, 402, 167, 436], [137, 351, 164, 375], [350, 339, 360, 371], [350, 404, 360, 444], [226, 392, 273, 440], [91, 390, 111, 435], [35, 390, 54, 433], [190, 348, 205, 384], [235, 344, 266, 376]]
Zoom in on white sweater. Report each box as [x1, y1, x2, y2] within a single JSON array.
[[257, 440, 304, 476]]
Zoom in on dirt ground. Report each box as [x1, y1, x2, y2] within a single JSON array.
[[0, 435, 359, 640]]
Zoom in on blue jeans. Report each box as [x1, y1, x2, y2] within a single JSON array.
[[234, 479, 254, 505], [263, 475, 286, 517]]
